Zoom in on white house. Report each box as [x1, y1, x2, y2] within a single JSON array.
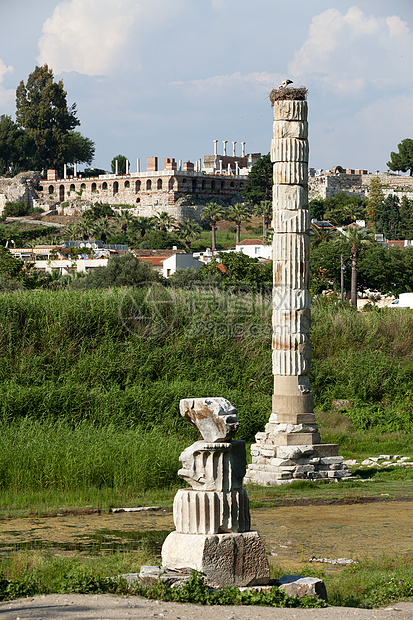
[[235, 239, 272, 260], [162, 253, 203, 278]]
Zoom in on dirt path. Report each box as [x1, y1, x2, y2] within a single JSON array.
[[1, 594, 413, 620]]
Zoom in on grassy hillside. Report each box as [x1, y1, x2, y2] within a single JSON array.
[[1, 287, 413, 500]]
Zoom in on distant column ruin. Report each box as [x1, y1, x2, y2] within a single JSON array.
[[244, 87, 350, 486]]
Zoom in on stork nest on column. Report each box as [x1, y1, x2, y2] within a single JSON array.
[[270, 87, 308, 103]]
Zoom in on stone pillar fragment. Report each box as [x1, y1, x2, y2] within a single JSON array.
[[162, 398, 270, 586], [245, 87, 350, 486]]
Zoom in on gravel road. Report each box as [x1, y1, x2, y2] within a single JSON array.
[[1, 594, 413, 620]]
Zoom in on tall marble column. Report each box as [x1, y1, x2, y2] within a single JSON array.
[[244, 87, 350, 486]]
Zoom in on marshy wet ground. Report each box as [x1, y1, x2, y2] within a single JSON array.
[[1, 500, 412, 571]]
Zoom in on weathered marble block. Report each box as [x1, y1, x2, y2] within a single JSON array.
[[273, 162, 308, 185], [273, 120, 308, 139], [161, 531, 270, 587], [179, 397, 239, 442], [273, 259, 310, 290], [273, 183, 308, 210], [273, 99, 308, 121], [177, 440, 246, 491], [272, 232, 310, 262], [173, 488, 250, 534], [272, 209, 311, 234], [271, 138, 309, 163]]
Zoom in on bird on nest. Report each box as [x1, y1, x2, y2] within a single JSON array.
[[279, 79, 293, 88]]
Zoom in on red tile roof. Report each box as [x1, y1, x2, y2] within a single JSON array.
[[138, 256, 165, 266], [131, 249, 185, 257], [235, 239, 263, 245], [387, 240, 405, 248]]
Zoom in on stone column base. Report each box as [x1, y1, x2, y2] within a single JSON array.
[[161, 531, 270, 587], [245, 441, 351, 486]]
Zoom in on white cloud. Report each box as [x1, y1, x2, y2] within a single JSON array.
[[386, 15, 409, 38], [0, 60, 14, 109], [171, 71, 283, 94], [289, 6, 413, 96], [37, 0, 182, 76], [210, 0, 227, 9]]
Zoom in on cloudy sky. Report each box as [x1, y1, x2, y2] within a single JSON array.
[[1, 0, 412, 173]]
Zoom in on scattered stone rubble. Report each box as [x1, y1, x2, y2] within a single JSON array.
[[343, 455, 413, 468], [309, 557, 357, 566], [128, 568, 327, 601]]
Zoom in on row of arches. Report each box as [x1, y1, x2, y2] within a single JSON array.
[[48, 177, 245, 202]]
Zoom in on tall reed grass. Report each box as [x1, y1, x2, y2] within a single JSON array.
[[0, 419, 185, 492], [1, 288, 413, 496]]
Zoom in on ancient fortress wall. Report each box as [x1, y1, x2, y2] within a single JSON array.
[[39, 163, 247, 221], [0, 172, 40, 216], [309, 171, 413, 201]]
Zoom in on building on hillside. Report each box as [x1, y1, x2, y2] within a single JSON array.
[[235, 238, 272, 260], [131, 248, 202, 277], [162, 253, 203, 278], [37, 141, 260, 223]]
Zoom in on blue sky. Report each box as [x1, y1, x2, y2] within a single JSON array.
[[1, 0, 412, 173]]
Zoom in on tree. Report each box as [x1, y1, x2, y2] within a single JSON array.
[[64, 131, 95, 167], [131, 216, 155, 239], [323, 192, 365, 226], [242, 153, 272, 204], [399, 196, 413, 239], [0, 246, 25, 280], [201, 203, 224, 251], [111, 154, 128, 175], [15, 65, 94, 172], [219, 251, 272, 285], [176, 219, 202, 251], [0, 115, 30, 175], [387, 139, 413, 176], [376, 195, 402, 239], [226, 203, 251, 244], [343, 226, 373, 307], [116, 210, 135, 236], [92, 217, 117, 243], [308, 198, 326, 221], [74, 219, 94, 241], [154, 211, 176, 232], [253, 200, 272, 238], [366, 176, 384, 222], [310, 223, 336, 246], [73, 253, 159, 289]]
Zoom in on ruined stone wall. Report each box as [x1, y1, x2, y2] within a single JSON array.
[[39, 171, 246, 222], [0, 172, 40, 216], [309, 174, 366, 201], [309, 172, 413, 202]]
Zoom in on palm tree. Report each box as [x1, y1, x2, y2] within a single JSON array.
[[130, 216, 155, 239], [92, 217, 117, 243], [226, 203, 251, 244], [310, 223, 336, 247], [253, 200, 272, 239], [343, 226, 373, 308], [63, 223, 78, 241], [116, 209, 135, 236], [177, 219, 202, 251], [201, 203, 224, 251], [154, 211, 176, 232], [74, 219, 94, 241]]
